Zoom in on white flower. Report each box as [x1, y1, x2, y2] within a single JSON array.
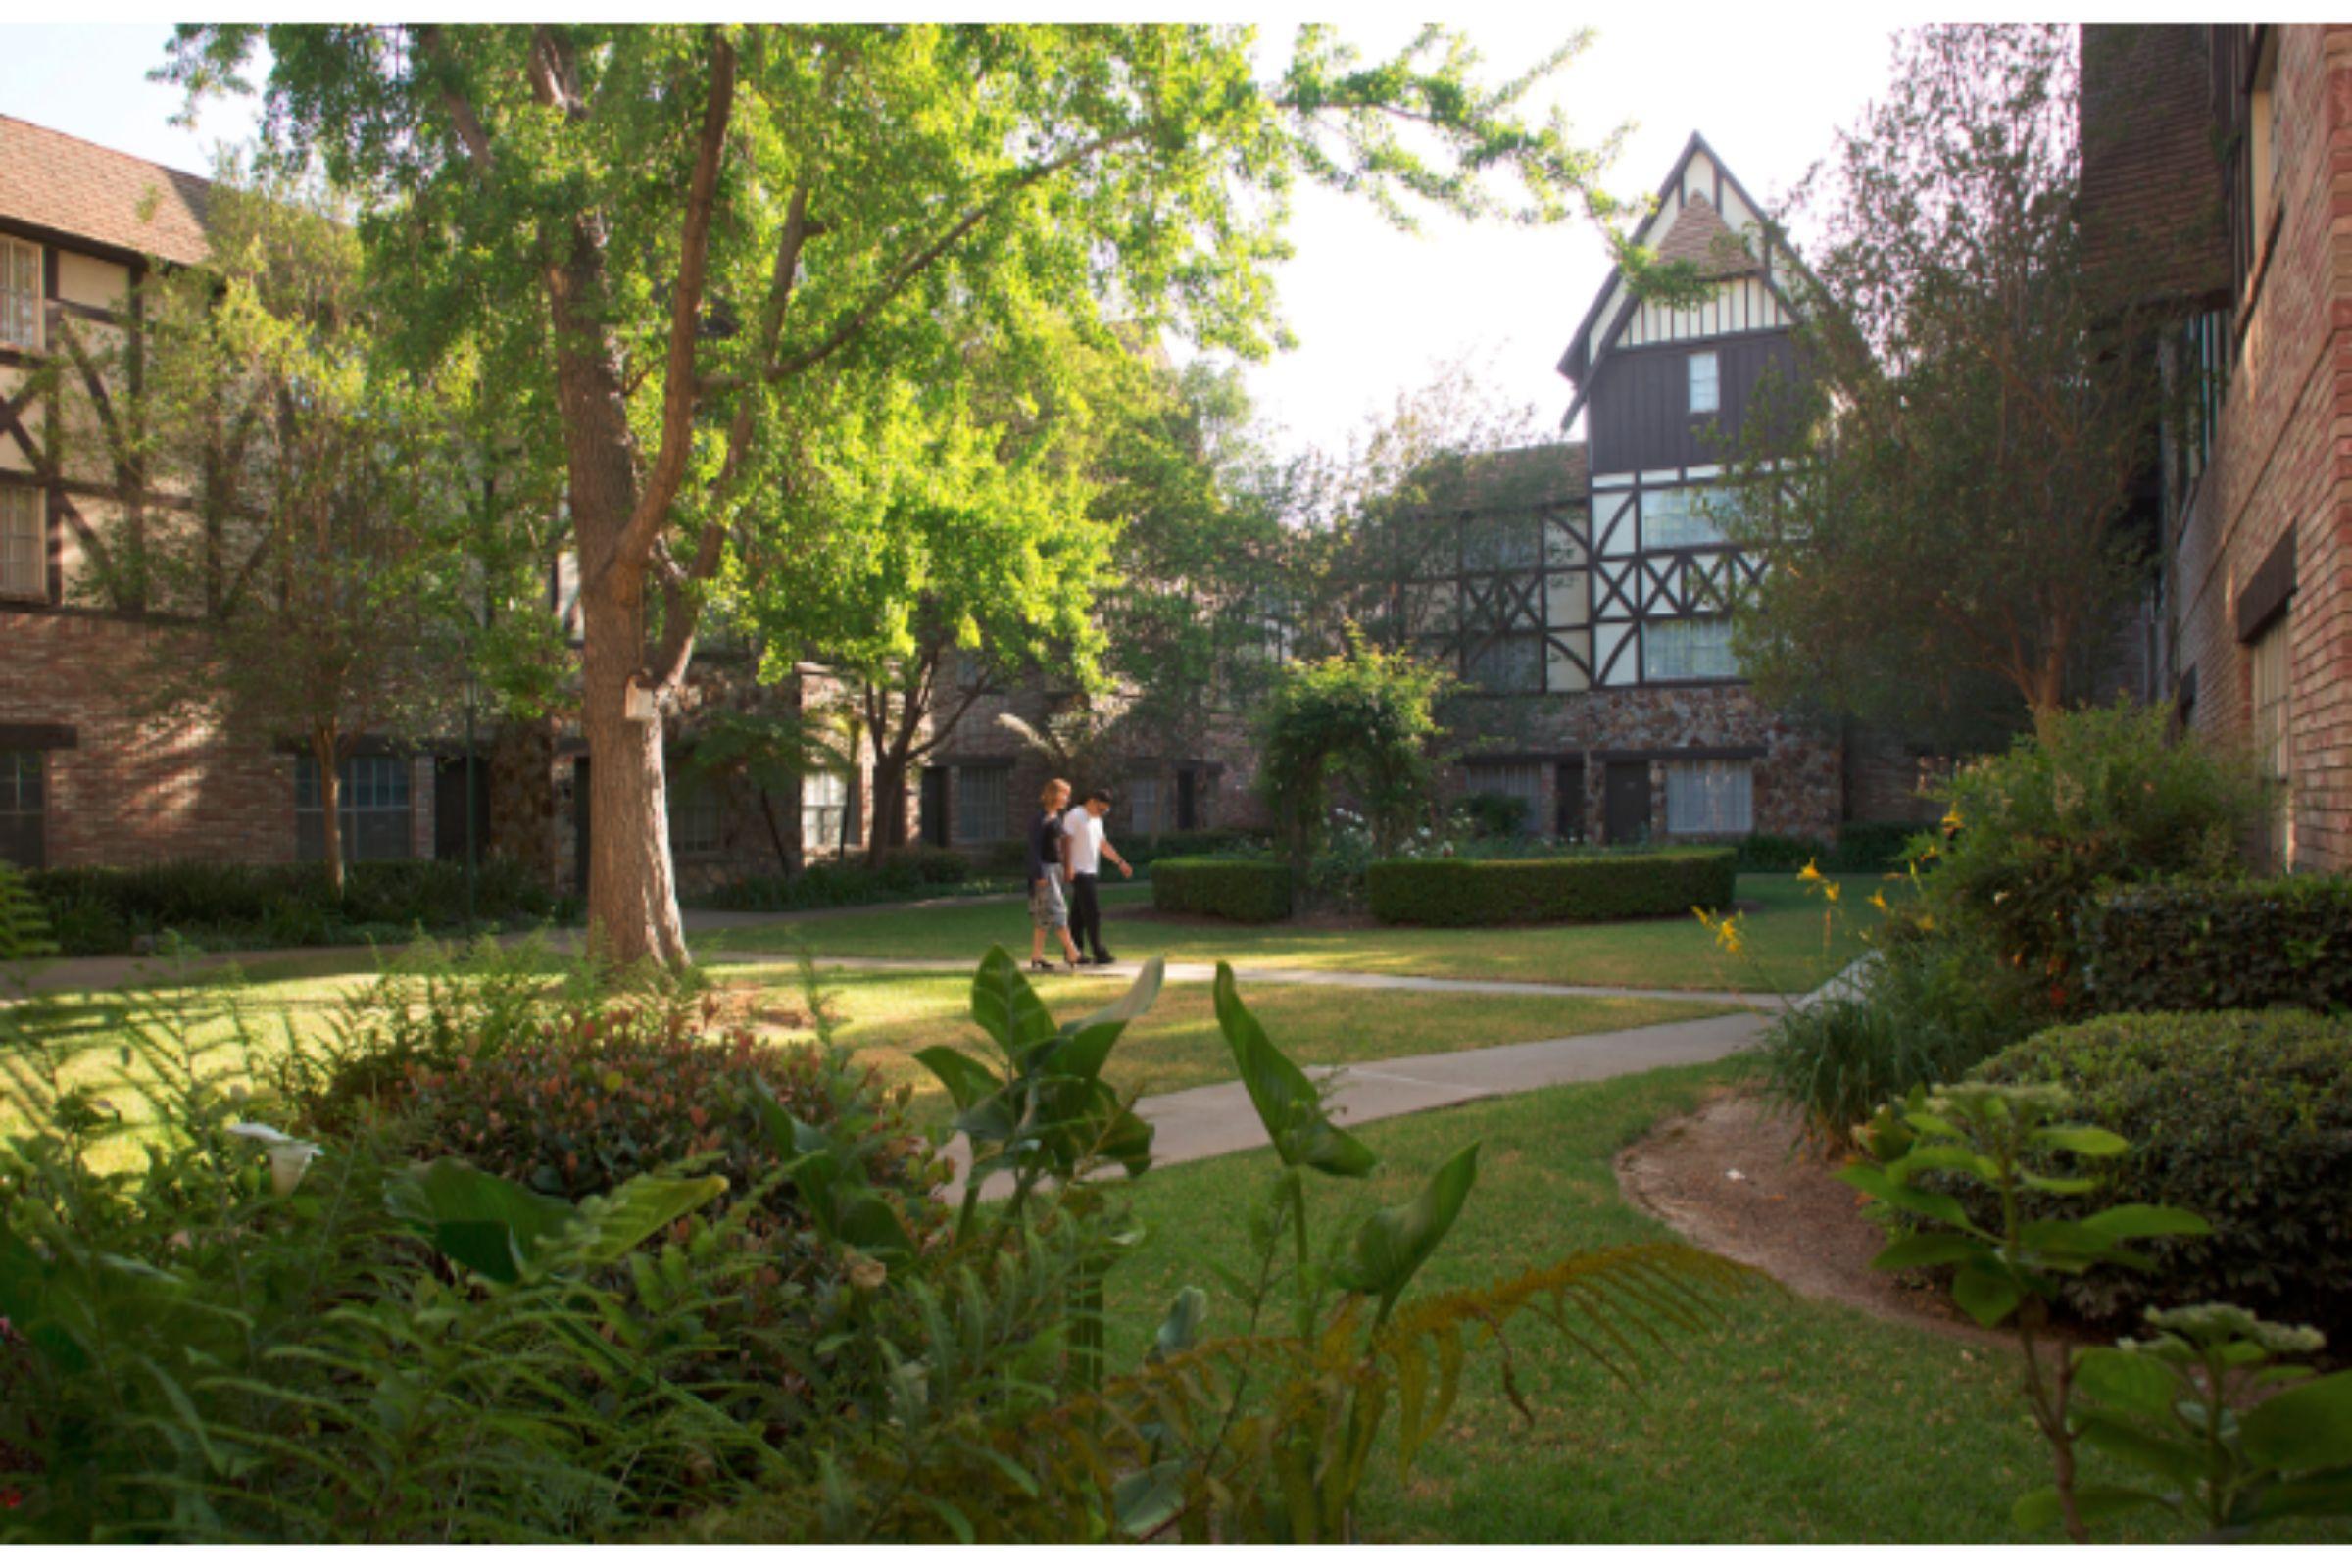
[[228, 1121, 323, 1197]]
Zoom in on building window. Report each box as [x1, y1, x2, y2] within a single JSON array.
[[1688, 350, 1719, 416], [0, 486, 41, 600], [1645, 615, 1738, 682], [1127, 777, 1164, 837], [951, 765, 1007, 845], [667, 769, 723, 856], [296, 754, 415, 863], [802, 770, 860, 851], [1464, 761, 1542, 835], [2251, 613, 2293, 869], [0, 749, 44, 869], [1664, 760, 1753, 836], [1467, 632, 1544, 693], [1642, 487, 1726, 551], [0, 238, 39, 351]]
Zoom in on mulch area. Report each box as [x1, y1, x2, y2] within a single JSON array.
[[1615, 1086, 2011, 1347]]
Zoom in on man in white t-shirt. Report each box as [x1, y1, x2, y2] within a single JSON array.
[[1060, 787, 1133, 965]]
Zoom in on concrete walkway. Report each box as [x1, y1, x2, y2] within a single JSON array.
[[949, 1007, 1768, 1199]]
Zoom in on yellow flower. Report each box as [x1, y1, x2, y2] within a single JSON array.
[[1869, 890, 1890, 913], [1940, 806, 1963, 835], [1797, 858, 1823, 884], [1823, 882, 1841, 905]]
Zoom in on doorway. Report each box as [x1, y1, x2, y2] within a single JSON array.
[[920, 765, 951, 848], [1604, 760, 1651, 845], [1554, 760, 1587, 842]]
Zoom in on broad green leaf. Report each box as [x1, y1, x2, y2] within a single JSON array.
[[2074, 1348, 2179, 1419], [2081, 1204, 2210, 1241], [1868, 1231, 1984, 1272], [384, 1157, 576, 1283], [2012, 1483, 2167, 1533], [2019, 1218, 2118, 1260], [2076, 1411, 2209, 1487], [2242, 1372, 2352, 1472], [1051, 956, 1165, 1081], [1950, 1260, 2024, 1328], [1213, 961, 1375, 1178], [971, 945, 1058, 1060], [2033, 1125, 2130, 1158], [1114, 1458, 1189, 1539], [565, 1175, 729, 1266], [1335, 1142, 1480, 1315], [2018, 1171, 2102, 1196], [2249, 1470, 2352, 1521], [1150, 1286, 1208, 1365], [1836, 1162, 1970, 1228], [915, 1045, 1003, 1112]]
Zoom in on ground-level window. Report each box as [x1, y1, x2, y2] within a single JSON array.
[[2251, 613, 2294, 869], [1664, 760, 1753, 836], [1645, 615, 1738, 682], [296, 754, 415, 862], [667, 769, 723, 856], [951, 765, 1007, 845], [0, 485, 42, 600], [803, 770, 860, 851], [0, 237, 40, 351], [0, 748, 44, 868], [1464, 761, 1543, 834], [1126, 777, 1165, 837]]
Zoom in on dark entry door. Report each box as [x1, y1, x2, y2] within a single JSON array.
[[1176, 768, 1198, 831], [571, 758, 592, 891], [1604, 760, 1651, 845], [920, 766, 951, 848], [434, 756, 491, 863], [1555, 761, 1586, 842]]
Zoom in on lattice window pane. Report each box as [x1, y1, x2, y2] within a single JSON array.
[[0, 239, 40, 350], [1464, 762, 1542, 833], [1688, 350, 1719, 415], [0, 487, 41, 599], [1645, 616, 1737, 681], [1664, 760, 1752, 835], [952, 766, 1007, 845], [1127, 777, 1163, 837]]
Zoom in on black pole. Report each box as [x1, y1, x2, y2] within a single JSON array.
[[464, 674, 478, 929]]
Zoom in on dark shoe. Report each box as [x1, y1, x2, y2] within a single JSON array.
[[1029, 958, 1054, 973], [1092, 951, 1118, 965]]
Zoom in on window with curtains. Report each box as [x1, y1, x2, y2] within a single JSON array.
[[1687, 350, 1719, 415], [952, 765, 1008, 844], [1464, 761, 1543, 832], [2252, 614, 2294, 869], [1642, 487, 1727, 551], [666, 769, 723, 856], [1645, 615, 1738, 681], [803, 770, 861, 850], [1664, 760, 1753, 836], [0, 748, 44, 869], [1126, 777, 1164, 837], [0, 485, 41, 600], [296, 755, 415, 862], [0, 238, 40, 351]]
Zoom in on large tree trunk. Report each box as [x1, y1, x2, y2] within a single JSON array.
[[576, 563, 690, 969], [314, 730, 345, 898], [866, 742, 913, 864]]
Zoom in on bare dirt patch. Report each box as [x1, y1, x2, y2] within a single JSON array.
[[1616, 1087, 2008, 1347]]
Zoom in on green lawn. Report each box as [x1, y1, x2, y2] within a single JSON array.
[[1100, 1063, 2052, 1544], [699, 872, 1867, 993]]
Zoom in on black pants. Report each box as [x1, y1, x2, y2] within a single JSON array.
[[1068, 872, 1104, 956]]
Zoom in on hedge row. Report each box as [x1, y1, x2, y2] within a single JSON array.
[[1974, 1009, 2352, 1339], [2077, 875, 2352, 1014], [1736, 820, 1928, 875], [27, 858, 570, 956], [702, 847, 991, 912], [1366, 849, 1738, 927], [1150, 858, 1294, 923]]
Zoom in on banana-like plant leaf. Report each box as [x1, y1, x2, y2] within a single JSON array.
[[915, 1045, 1003, 1112], [384, 1158, 579, 1283], [565, 1175, 730, 1267], [1335, 1142, 1480, 1315], [1051, 957, 1165, 1082], [1212, 962, 1375, 1178], [971, 945, 1058, 1060], [2241, 1371, 2352, 1472]]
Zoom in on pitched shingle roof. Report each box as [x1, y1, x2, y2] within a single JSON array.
[[1405, 442, 1589, 514], [1652, 192, 1757, 279], [0, 116, 213, 267]]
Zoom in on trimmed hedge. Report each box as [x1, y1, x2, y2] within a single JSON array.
[[28, 858, 568, 956], [1973, 1009, 2352, 1338], [702, 847, 1001, 913], [1366, 848, 1737, 927], [1737, 821, 1928, 875], [1151, 857, 1293, 923], [2078, 875, 2352, 1015]]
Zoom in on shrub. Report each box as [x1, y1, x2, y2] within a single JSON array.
[[1121, 828, 1254, 869], [1737, 831, 1829, 873], [704, 850, 1013, 913], [1151, 857, 1294, 922], [1832, 819, 1926, 872], [2078, 875, 2352, 1015], [1972, 1009, 2352, 1337], [1457, 791, 1530, 839], [1366, 849, 1736, 926], [1756, 931, 2039, 1148], [24, 857, 568, 956], [1925, 702, 2264, 1005]]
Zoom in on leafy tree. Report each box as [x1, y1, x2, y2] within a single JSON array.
[[1714, 24, 2175, 731], [73, 168, 469, 892], [1252, 632, 1452, 871], [165, 21, 1702, 965]]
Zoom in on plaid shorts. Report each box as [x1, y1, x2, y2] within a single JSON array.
[[1029, 876, 1069, 930]]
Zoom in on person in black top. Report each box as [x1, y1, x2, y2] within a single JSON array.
[[1026, 777, 1082, 973]]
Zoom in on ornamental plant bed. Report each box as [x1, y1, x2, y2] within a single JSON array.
[[1366, 848, 1738, 927]]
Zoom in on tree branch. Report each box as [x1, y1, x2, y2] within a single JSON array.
[[412, 24, 496, 169]]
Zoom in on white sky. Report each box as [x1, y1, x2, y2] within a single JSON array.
[[0, 12, 1905, 456]]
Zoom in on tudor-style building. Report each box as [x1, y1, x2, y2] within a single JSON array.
[[1400, 133, 1915, 845]]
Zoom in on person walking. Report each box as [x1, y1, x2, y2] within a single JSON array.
[[1026, 777, 1083, 973], [1060, 787, 1133, 965]]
